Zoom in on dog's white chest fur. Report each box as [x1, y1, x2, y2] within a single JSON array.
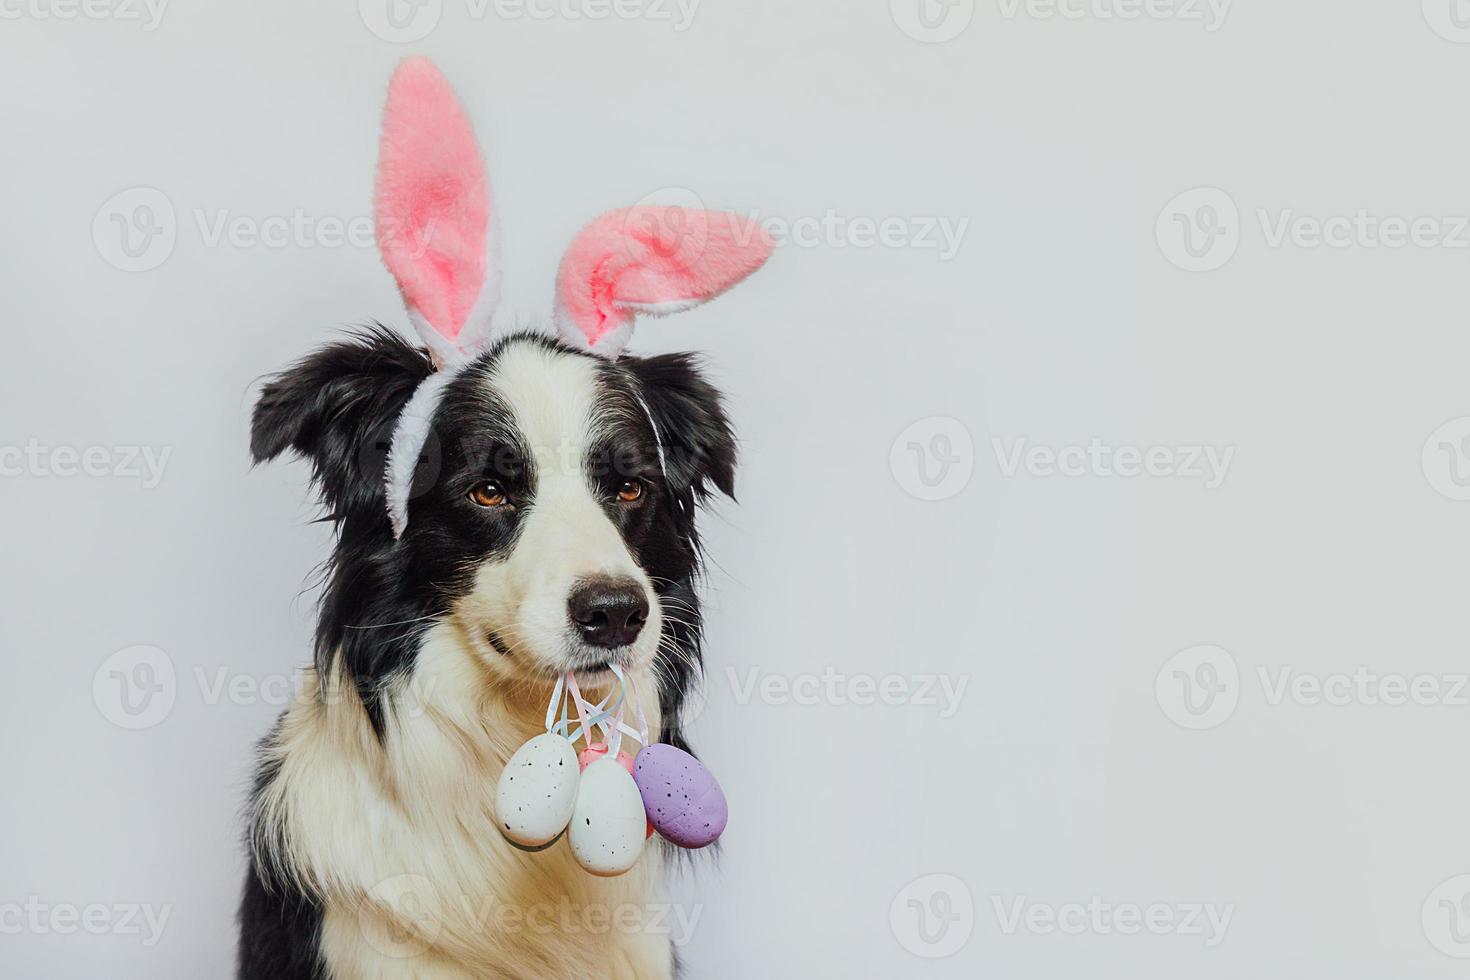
[[253, 626, 672, 980]]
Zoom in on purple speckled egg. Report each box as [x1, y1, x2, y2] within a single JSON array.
[[632, 744, 728, 849]]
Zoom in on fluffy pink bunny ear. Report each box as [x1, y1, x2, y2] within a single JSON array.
[[375, 57, 498, 366], [554, 206, 774, 359]]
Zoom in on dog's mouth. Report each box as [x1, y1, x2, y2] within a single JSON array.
[[561, 651, 639, 686], [483, 628, 635, 681]]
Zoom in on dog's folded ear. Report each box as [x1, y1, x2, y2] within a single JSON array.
[[251, 326, 433, 518], [624, 352, 737, 501]]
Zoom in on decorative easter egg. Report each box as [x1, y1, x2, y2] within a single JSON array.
[[578, 743, 654, 839], [495, 733, 579, 849], [569, 757, 648, 876], [633, 744, 728, 849]]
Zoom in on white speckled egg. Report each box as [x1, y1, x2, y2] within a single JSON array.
[[495, 733, 579, 849], [569, 757, 647, 876]]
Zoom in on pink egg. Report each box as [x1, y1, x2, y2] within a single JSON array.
[[577, 741, 635, 774]]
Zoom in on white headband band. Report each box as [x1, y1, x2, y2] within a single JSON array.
[[384, 362, 467, 539]]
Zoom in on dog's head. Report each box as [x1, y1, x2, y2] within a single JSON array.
[[250, 58, 768, 736], [251, 330, 733, 697]]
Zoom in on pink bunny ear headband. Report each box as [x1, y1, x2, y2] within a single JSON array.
[[495, 668, 728, 876], [375, 57, 774, 537]]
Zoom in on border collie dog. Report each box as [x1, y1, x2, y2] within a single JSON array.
[[237, 59, 771, 979]]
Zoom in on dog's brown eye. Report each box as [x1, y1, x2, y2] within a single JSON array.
[[617, 480, 643, 503], [469, 481, 507, 508]]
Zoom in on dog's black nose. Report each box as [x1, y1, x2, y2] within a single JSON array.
[[568, 578, 649, 648]]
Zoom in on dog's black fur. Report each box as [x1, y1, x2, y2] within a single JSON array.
[[238, 328, 735, 979]]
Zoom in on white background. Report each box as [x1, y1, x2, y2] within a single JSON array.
[[4, 1, 1470, 977]]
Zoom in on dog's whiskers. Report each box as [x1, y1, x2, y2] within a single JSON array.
[[344, 613, 441, 631]]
